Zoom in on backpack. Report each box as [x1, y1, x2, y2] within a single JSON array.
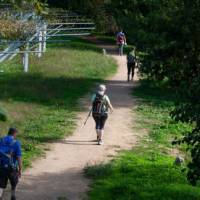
[[117, 34, 124, 44], [0, 137, 16, 169], [127, 53, 135, 63], [92, 93, 107, 117]]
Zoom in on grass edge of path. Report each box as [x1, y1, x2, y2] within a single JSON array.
[[0, 37, 118, 169], [84, 79, 200, 200]]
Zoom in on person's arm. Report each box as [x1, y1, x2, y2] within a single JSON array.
[[123, 35, 127, 44], [15, 141, 22, 177], [109, 102, 114, 112], [17, 156, 22, 177], [106, 96, 114, 112]]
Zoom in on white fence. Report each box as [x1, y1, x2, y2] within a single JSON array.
[[0, 10, 95, 72]]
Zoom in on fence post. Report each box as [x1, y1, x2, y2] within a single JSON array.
[[38, 29, 42, 58], [24, 43, 29, 73], [43, 23, 47, 52]]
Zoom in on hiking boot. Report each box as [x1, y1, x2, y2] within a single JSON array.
[[98, 140, 103, 145], [11, 196, 16, 200]]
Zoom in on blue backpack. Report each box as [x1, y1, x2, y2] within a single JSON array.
[[0, 137, 16, 169]]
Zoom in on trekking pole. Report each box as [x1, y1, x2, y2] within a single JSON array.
[[84, 108, 92, 125]]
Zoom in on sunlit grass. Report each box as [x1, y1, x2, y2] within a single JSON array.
[[85, 80, 199, 200], [0, 38, 117, 168]]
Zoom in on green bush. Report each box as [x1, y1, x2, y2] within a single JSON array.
[[0, 107, 7, 121]]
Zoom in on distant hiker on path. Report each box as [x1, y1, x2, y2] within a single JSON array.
[[91, 85, 113, 145], [116, 30, 127, 56], [0, 128, 22, 200], [127, 48, 136, 82]]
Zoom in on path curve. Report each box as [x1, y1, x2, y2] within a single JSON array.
[[5, 42, 138, 200]]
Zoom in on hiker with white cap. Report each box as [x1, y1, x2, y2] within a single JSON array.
[[91, 84, 113, 145]]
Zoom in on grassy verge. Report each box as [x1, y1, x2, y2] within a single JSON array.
[[85, 80, 200, 200], [0, 37, 117, 168]]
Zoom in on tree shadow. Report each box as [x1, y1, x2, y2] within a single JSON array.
[[0, 73, 136, 109], [4, 168, 89, 200], [133, 79, 178, 107], [3, 160, 197, 200], [0, 73, 98, 109], [55, 139, 98, 146]]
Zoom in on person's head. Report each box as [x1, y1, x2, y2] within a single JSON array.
[[8, 127, 18, 138], [97, 84, 107, 96]]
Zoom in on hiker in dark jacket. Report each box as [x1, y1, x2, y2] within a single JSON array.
[[91, 85, 113, 145], [127, 48, 136, 81], [0, 128, 22, 200]]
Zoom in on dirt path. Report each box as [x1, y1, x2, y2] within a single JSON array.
[[4, 43, 138, 200]]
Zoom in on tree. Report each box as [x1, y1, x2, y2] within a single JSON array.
[[0, 0, 48, 40], [171, 0, 200, 185], [0, 0, 48, 14], [111, 0, 200, 185]]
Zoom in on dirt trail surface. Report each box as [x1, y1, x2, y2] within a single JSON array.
[[4, 42, 138, 200]]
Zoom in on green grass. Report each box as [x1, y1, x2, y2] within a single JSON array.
[[85, 80, 200, 200], [133, 81, 192, 151], [0, 107, 7, 121], [0, 37, 117, 168], [86, 152, 200, 200]]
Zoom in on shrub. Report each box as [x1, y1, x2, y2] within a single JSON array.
[[0, 107, 8, 122]]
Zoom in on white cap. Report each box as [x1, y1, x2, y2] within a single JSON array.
[[97, 84, 106, 95]]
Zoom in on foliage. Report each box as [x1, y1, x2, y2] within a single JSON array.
[[48, 0, 117, 33], [0, 20, 36, 40], [0, 38, 116, 168], [103, 0, 200, 185], [0, 107, 7, 121], [85, 80, 199, 200], [1, 0, 48, 14], [0, 0, 48, 40], [171, 78, 200, 185]]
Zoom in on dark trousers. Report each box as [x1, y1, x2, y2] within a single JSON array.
[[0, 167, 19, 190], [127, 62, 135, 81], [92, 113, 108, 130]]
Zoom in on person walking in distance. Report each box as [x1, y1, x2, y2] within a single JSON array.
[[116, 30, 127, 56], [92, 85, 113, 145], [127, 48, 136, 82], [0, 128, 22, 200]]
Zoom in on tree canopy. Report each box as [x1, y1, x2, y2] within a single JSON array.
[[1, 0, 48, 14]]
